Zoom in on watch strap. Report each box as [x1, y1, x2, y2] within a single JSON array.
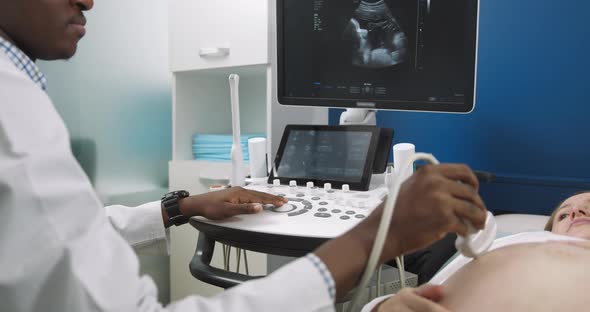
[[161, 190, 190, 226]]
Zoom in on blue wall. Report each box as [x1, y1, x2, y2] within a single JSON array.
[[331, 0, 590, 215]]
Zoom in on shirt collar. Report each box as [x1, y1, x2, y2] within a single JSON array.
[[0, 37, 47, 91]]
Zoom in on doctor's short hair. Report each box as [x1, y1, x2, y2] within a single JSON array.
[[545, 191, 590, 231]]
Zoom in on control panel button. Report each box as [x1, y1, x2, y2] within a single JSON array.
[[272, 204, 297, 213], [324, 183, 332, 191], [288, 209, 310, 217], [289, 180, 297, 187], [306, 181, 314, 189], [313, 213, 332, 218], [342, 184, 350, 192], [273, 179, 281, 186], [340, 216, 351, 220]]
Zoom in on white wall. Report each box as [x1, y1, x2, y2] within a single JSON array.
[[38, 0, 171, 199], [38, 0, 172, 304]]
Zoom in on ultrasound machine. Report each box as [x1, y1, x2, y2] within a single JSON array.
[[189, 0, 481, 292]]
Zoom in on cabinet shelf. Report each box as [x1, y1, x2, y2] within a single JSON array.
[[172, 66, 268, 161]]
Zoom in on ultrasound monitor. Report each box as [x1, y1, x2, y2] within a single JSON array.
[[275, 0, 479, 113]]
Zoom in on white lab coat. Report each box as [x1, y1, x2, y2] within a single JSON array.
[[0, 52, 334, 312]]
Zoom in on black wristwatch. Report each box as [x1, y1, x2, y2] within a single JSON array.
[[161, 190, 190, 226]]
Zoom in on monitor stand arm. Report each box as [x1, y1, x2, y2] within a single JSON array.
[[339, 108, 377, 126]]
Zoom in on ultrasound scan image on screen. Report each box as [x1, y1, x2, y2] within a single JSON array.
[[276, 130, 373, 182], [278, 0, 479, 112], [344, 1, 409, 69]]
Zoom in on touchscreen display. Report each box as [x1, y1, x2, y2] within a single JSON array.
[[276, 129, 373, 182]]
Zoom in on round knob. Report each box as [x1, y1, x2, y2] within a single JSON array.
[[289, 180, 297, 187], [324, 183, 332, 191], [273, 179, 281, 186], [306, 181, 314, 189], [273, 203, 296, 213], [342, 184, 350, 192]]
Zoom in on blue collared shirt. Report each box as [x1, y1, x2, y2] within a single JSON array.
[[0, 37, 47, 91]]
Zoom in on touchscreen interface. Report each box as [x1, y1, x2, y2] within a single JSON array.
[[276, 129, 373, 182]]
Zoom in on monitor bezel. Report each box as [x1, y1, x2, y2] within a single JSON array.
[[275, 0, 480, 114], [268, 125, 381, 191]]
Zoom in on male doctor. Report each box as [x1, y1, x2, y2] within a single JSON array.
[[0, 0, 487, 311]]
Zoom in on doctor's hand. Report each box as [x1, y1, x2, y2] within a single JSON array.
[[374, 284, 450, 312], [314, 164, 486, 300], [162, 187, 288, 227], [388, 163, 487, 255]]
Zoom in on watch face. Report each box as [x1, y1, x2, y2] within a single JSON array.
[[162, 190, 189, 200]]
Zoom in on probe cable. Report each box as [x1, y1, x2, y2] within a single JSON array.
[[347, 153, 440, 312]]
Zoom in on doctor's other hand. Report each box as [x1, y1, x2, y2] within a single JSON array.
[[374, 284, 450, 312], [176, 187, 287, 222]]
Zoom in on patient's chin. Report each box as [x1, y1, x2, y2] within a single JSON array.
[[564, 228, 590, 240]]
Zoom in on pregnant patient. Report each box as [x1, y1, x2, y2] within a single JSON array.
[[365, 191, 590, 312], [441, 240, 590, 311]]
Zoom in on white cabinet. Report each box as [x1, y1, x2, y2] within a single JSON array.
[[169, 0, 268, 72]]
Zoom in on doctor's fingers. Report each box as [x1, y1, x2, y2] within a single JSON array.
[[431, 163, 480, 190], [232, 188, 287, 206], [378, 289, 450, 312], [451, 197, 487, 231], [404, 295, 451, 312], [220, 203, 263, 218], [444, 181, 487, 213]]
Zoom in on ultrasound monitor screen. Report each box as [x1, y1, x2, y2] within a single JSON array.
[[276, 130, 373, 183], [276, 0, 479, 112]]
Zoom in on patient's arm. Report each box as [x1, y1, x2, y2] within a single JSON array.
[[440, 241, 590, 312]]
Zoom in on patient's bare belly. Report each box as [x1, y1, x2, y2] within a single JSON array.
[[440, 241, 590, 312]]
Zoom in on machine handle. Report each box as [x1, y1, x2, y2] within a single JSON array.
[[198, 47, 230, 57], [189, 234, 263, 289]]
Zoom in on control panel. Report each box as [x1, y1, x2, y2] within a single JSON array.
[[194, 179, 388, 239]]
